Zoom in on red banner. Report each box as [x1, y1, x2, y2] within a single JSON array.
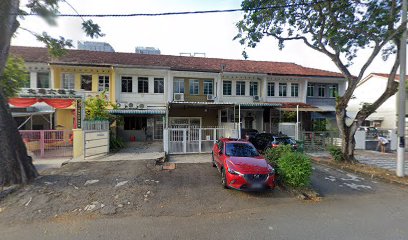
[[9, 98, 74, 109], [8, 98, 39, 107], [42, 99, 74, 109]]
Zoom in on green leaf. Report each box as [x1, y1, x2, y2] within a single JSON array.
[[82, 20, 105, 38]]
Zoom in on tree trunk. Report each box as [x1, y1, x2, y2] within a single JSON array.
[[336, 105, 359, 163], [0, 0, 39, 186]]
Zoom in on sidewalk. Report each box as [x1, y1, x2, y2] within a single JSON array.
[[307, 150, 408, 175]]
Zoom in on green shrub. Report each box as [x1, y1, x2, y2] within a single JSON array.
[[277, 152, 312, 188], [264, 144, 293, 167], [110, 136, 125, 151], [328, 145, 344, 162]]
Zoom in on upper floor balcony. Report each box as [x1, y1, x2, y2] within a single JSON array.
[[305, 83, 338, 107]]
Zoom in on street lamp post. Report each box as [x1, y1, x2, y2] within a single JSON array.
[[397, 0, 407, 177]]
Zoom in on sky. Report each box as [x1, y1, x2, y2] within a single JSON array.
[[12, 0, 398, 77]]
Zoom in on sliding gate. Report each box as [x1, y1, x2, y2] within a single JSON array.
[[168, 128, 226, 154]]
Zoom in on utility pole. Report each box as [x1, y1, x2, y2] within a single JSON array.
[[397, 0, 407, 177]]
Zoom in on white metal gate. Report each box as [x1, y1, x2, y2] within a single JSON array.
[[84, 130, 109, 160], [168, 128, 227, 154]]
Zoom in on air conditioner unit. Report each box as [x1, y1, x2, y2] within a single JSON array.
[[117, 102, 128, 109], [127, 102, 137, 108], [174, 93, 185, 102], [138, 103, 147, 109], [207, 94, 215, 101], [253, 95, 261, 102]]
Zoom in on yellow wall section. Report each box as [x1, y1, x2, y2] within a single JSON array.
[[51, 65, 114, 94], [53, 67, 62, 88], [92, 75, 98, 92], [55, 109, 74, 130]]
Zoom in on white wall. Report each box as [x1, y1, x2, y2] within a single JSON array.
[[115, 68, 168, 106], [347, 75, 397, 129]]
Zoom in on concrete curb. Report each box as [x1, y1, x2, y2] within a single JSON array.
[[310, 156, 408, 187]]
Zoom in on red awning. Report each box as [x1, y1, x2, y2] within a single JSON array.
[[9, 98, 74, 109]]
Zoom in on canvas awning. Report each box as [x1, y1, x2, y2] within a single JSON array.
[[278, 102, 335, 112], [108, 109, 166, 115]]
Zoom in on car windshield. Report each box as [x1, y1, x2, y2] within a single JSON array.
[[276, 137, 295, 144], [225, 143, 259, 157]]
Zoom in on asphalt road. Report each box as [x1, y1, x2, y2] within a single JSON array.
[[2, 163, 408, 240]]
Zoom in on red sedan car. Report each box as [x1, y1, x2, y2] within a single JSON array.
[[212, 138, 275, 191]]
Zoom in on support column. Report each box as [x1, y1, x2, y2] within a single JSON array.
[[73, 129, 84, 160], [167, 72, 173, 102], [216, 74, 222, 102], [261, 76, 267, 100]]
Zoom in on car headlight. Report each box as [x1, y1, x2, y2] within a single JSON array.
[[228, 168, 243, 176], [268, 168, 275, 176]]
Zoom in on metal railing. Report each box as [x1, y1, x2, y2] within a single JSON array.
[[300, 131, 341, 151], [83, 120, 110, 131], [20, 130, 73, 159]]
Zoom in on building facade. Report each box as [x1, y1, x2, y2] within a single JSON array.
[[9, 46, 346, 142], [348, 73, 408, 129]]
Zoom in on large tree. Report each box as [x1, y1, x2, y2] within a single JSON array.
[[0, 0, 102, 186], [235, 0, 405, 161]]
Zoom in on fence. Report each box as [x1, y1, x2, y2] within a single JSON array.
[[300, 131, 341, 151], [20, 130, 73, 159], [83, 120, 110, 131], [167, 128, 230, 154], [84, 130, 110, 160]]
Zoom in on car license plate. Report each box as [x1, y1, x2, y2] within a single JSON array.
[[251, 183, 263, 189]]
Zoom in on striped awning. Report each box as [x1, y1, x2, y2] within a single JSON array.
[[170, 101, 281, 107], [108, 109, 166, 115], [239, 103, 281, 107]]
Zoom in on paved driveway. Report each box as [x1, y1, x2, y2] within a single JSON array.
[[2, 161, 408, 240]]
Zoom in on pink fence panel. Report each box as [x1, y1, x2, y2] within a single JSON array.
[[20, 130, 73, 159]]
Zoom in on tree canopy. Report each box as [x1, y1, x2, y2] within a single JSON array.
[[1, 56, 29, 98], [235, 0, 405, 161]]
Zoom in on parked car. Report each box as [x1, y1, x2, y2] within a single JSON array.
[[251, 133, 298, 152], [212, 138, 275, 191], [241, 129, 259, 141]]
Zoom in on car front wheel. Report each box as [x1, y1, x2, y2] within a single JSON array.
[[211, 152, 216, 168]]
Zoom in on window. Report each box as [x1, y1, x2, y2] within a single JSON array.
[[291, 83, 299, 97], [189, 79, 199, 95], [80, 74, 92, 91], [307, 83, 314, 97], [98, 75, 110, 92], [329, 84, 338, 98], [236, 81, 246, 96], [250, 82, 258, 96], [138, 77, 149, 93], [121, 76, 132, 92], [154, 78, 164, 93], [279, 83, 287, 97], [204, 80, 213, 95], [174, 79, 184, 94], [267, 82, 275, 96], [318, 85, 325, 97], [62, 73, 75, 89], [37, 72, 49, 88], [223, 81, 232, 95], [124, 117, 147, 130]]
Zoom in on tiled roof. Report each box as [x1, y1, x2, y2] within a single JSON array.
[[371, 73, 408, 81], [9, 46, 344, 78], [279, 102, 317, 109]]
